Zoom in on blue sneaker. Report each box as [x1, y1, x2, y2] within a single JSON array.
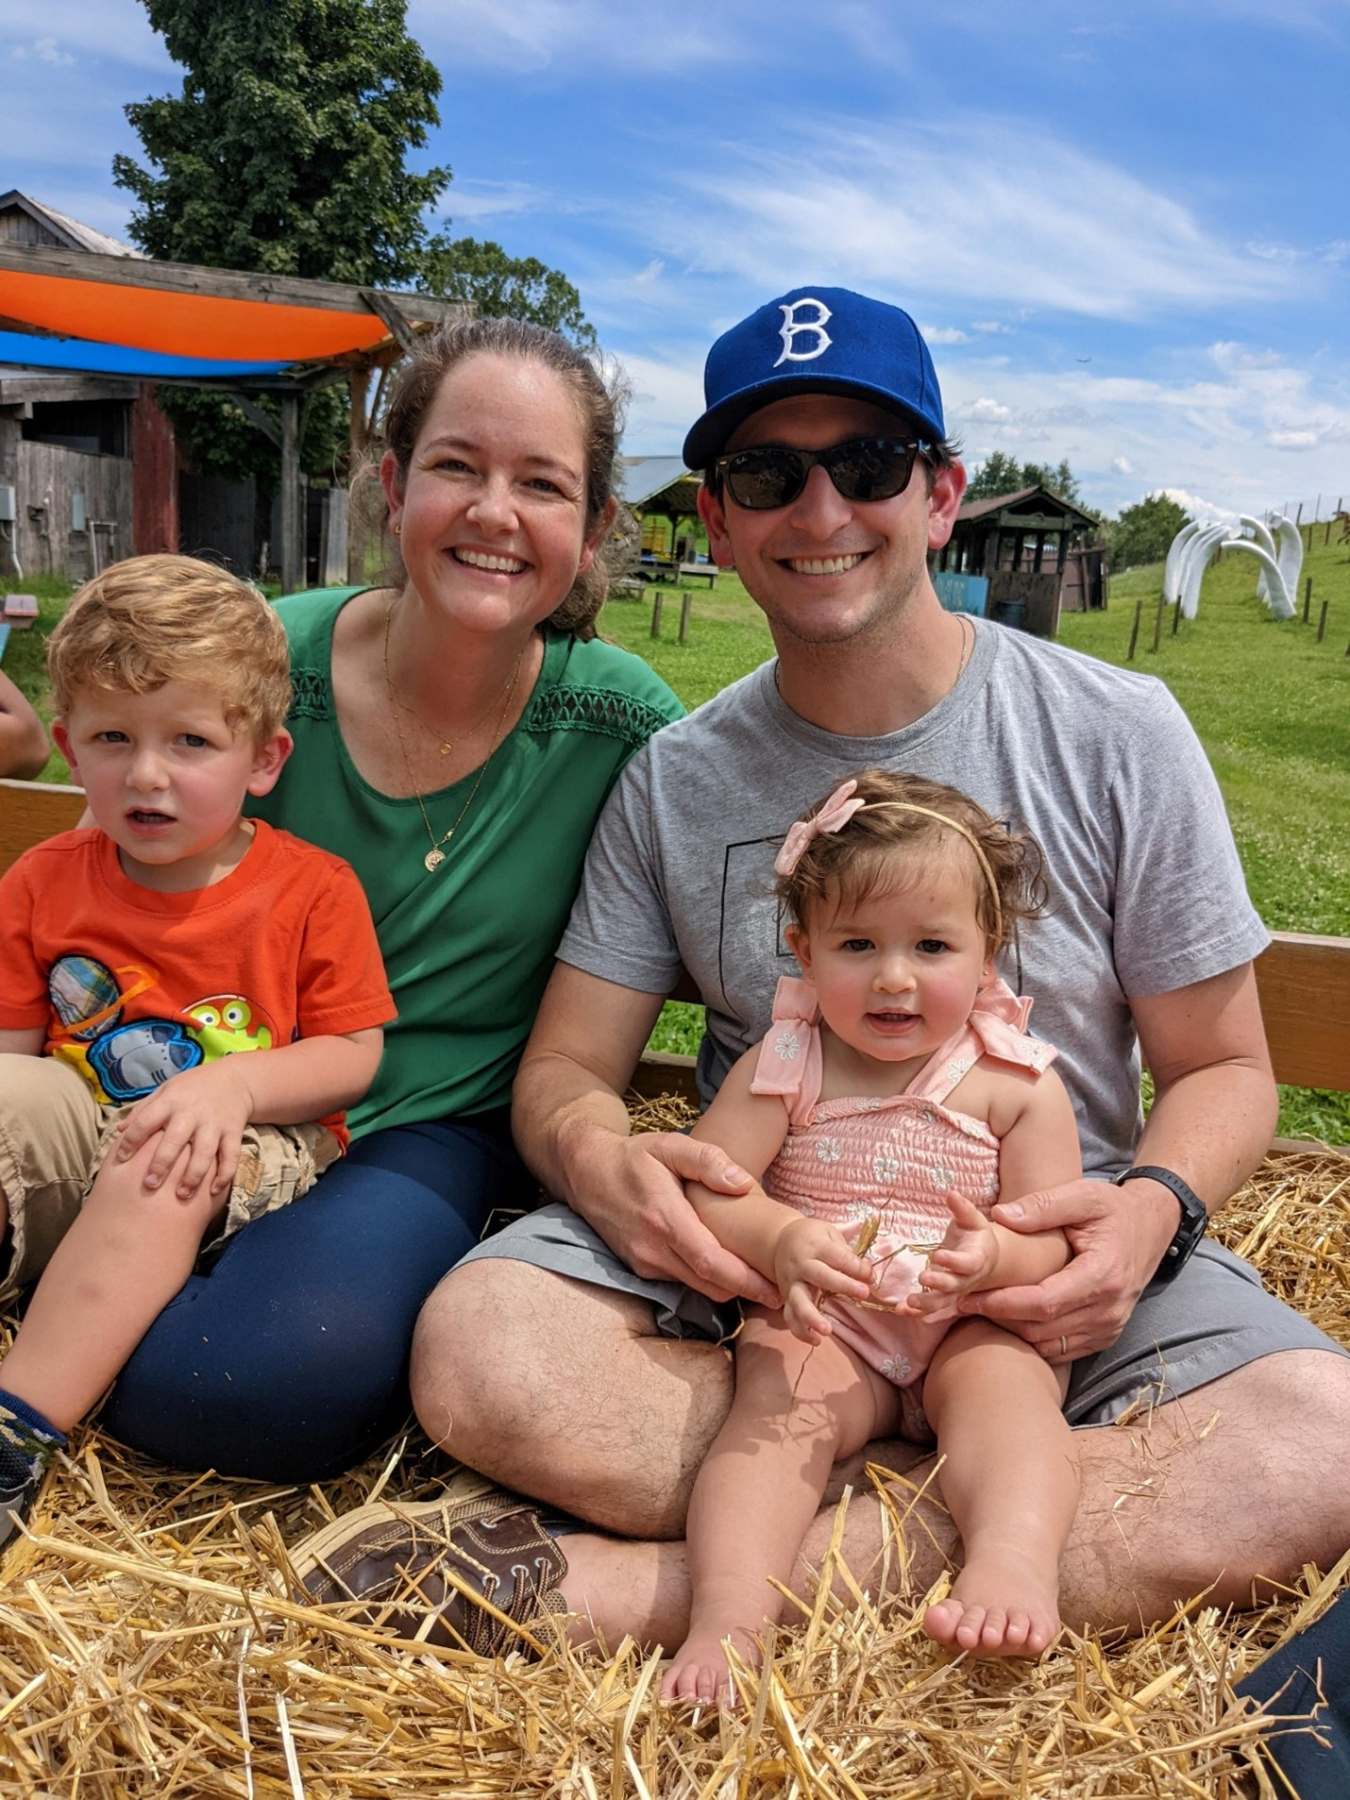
[[0, 1457, 43, 1550]]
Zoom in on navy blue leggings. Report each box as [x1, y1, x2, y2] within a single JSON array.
[[98, 1115, 532, 1483]]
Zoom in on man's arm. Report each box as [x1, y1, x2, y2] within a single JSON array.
[[512, 962, 775, 1304], [964, 962, 1276, 1360], [0, 671, 49, 781]]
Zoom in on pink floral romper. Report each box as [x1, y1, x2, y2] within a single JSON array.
[[749, 973, 1058, 1421]]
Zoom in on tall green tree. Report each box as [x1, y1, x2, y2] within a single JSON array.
[[965, 453, 1085, 507], [1104, 493, 1191, 570], [114, 0, 449, 494], [114, 0, 448, 283], [421, 235, 596, 347]]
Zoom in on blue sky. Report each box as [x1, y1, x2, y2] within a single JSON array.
[[5, 0, 1350, 519]]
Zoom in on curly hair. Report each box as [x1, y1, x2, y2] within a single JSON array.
[[378, 316, 631, 641], [776, 768, 1049, 957], [47, 555, 291, 743]]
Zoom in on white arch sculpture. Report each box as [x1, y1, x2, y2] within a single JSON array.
[[1164, 519, 1204, 604], [1239, 514, 1278, 604], [1178, 523, 1233, 618], [1221, 540, 1295, 619], [1164, 514, 1300, 621]]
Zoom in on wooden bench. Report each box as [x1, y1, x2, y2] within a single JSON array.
[[678, 564, 719, 589], [3, 777, 1348, 1137]]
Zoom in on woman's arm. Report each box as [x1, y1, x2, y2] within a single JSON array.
[[0, 671, 49, 781]]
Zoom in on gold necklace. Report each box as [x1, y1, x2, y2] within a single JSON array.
[[382, 594, 526, 873]]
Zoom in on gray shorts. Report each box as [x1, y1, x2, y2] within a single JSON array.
[[456, 1200, 1345, 1428]]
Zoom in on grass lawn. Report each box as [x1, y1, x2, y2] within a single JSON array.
[[8, 553, 1348, 1140]]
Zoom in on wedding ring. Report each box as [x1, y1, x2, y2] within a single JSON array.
[[1059, 1335, 1069, 1357]]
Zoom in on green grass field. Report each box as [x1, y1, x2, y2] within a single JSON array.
[[7, 541, 1348, 1140]]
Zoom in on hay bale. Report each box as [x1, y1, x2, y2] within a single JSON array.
[[2, 1149, 1347, 1796]]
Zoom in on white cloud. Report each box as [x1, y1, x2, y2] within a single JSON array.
[[1112, 456, 1135, 475], [971, 320, 1013, 334], [4, 0, 170, 69], [619, 352, 707, 455], [12, 38, 74, 64], [633, 259, 665, 288], [669, 113, 1296, 321], [923, 326, 970, 345], [1158, 488, 1238, 523], [408, 0, 743, 72], [1268, 430, 1321, 449], [966, 397, 1014, 422], [440, 181, 543, 225]]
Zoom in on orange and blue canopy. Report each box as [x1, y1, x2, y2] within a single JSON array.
[[0, 244, 454, 383]]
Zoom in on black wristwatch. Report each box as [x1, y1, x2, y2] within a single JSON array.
[[1114, 1165, 1208, 1284]]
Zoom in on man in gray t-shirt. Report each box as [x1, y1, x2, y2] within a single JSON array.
[[301, 287, 1350, 1651]]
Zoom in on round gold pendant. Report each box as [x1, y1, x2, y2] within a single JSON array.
[[424, 847, 445, 872]]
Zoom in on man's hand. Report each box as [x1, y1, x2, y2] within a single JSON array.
[[572, 1126, 777, 1305], [772, 1216, 872, 1345], [956, 1176, 1175, 1361], [114, 1063, 254, 1201]]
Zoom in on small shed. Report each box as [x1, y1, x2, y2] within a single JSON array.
[[617, 456, 703, 565], [936, 485, 1102, 635]]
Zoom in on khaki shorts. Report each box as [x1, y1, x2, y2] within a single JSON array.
[[0, 1055, 341, 1304]]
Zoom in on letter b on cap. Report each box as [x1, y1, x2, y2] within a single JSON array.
[[774, 298, 832, 367]]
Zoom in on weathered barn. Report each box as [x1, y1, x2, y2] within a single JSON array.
[[935, 484, 1104, 634], [0, 192, 168, 583]]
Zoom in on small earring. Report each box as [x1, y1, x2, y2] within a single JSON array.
[[392, 521, 402, 538]]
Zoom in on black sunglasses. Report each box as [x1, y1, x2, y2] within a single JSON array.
[[711, 436, 931, 511]]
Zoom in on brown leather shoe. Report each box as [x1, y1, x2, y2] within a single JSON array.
[[291, 1490, 569, 1658]]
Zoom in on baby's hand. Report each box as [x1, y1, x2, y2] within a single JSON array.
[[773, 1217, 872, 1345], [114, 1063, 254, 1201], [909, 1189, 998, 1315]]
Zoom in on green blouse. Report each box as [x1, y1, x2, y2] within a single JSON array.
[[249, 588, 683, 1137]]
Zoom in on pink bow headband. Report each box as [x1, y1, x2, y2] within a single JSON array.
[[774, 778, 1004, 945]]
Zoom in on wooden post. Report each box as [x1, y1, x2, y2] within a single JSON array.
[[650, 590, 665, 638], [347, 364, 370, 585], [1127, 597, 1142, 661], [1304, 576, 1313, 624], [1150, 592, 1165, 652], [1317, 599, 1329, 643], [679, 592, 692, 644], [1171, 592, 1182, 634], [280, 392, 302, 595]]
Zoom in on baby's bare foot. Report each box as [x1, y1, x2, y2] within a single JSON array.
[[661, 1624, 761, 1711], [923, 1546, 1062, 1658]]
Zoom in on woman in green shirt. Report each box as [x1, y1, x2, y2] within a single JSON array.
[[100, 320, 683, 1481]]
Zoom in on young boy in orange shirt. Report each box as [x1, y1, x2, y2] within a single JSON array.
[[0, 556, 394, 1543]]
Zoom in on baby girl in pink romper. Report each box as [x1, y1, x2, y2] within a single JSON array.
[[662, 770, 1084, 1709]]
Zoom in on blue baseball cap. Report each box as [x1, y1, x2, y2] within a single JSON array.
[[682, 287, 946, 470]]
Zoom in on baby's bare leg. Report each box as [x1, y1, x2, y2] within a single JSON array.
[[662, 1309, 902, 1708], [921, 1318, 1077, 1657], [0, 1135, 224, 1431]]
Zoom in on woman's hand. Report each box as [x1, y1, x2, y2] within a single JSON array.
[[114, 1065, 255, 1202], [908, 1189, 998, 1316], [573, 1129, 778, 1306], [773, 1217, 872, 1345], [958, 1176, 1173, 1362]]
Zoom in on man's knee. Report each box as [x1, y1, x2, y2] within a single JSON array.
[[409, 1256, 667, 1457]]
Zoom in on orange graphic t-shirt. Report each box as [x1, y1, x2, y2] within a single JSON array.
[[0, 820, 395, 1148]]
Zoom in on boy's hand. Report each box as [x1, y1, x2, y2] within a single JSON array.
[[773, 1217, 872, 1345], [909, 1189, 998, 1315], [114, 1064, 255, 1201]]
